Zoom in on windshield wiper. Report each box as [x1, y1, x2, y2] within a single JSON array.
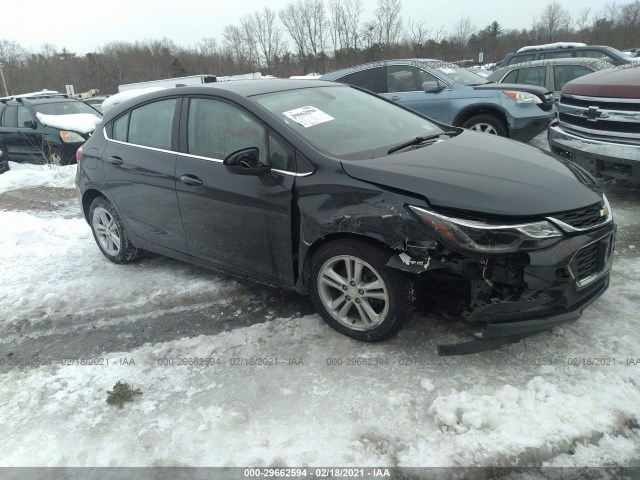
[[387, 131, 458, 154]]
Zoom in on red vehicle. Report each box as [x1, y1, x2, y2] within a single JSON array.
[[549, 66, 640, 182]]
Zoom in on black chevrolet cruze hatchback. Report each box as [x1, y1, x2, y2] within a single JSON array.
[[76, 80, 616, 354]]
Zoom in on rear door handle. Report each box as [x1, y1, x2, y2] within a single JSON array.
[[391, 95, 401, 101], [179, 174, 203, 187], [107, 156, 123, 165]]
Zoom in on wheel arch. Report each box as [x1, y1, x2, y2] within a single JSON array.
[[300, 232, 395, 294], [452, 106, 509, 136], [81, 188, 106, 222]]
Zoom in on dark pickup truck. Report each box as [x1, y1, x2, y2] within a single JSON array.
[[548, 66, 640, 182]]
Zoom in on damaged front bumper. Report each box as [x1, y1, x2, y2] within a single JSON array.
[[389, 221, 616, 355]]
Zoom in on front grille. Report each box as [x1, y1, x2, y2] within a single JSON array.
[[551, 202, 605, 230], [571, 242, 600, 282], [561, 97, 640, 112], [559, 113, 640, 134]]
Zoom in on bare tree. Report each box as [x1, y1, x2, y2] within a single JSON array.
[[452, 16, 475, 58], [406, 18, 429, 56], [539, 1, 572, 42], [223, 24, 252, 71], [375, 0, 402, 50], [280, 2, 309, 72], [576, 8, 591, 30], [239, 15, 260, 70], [248, 8, 286, 74]]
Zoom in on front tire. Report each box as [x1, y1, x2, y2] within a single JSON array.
[[310, 239, 414, 341], [461, 114, 506, 137], [89, 196, 140, 264]]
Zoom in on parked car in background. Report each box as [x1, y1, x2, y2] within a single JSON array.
[[487, 58, 613, 102], [0, 147, 8, 174], [83, 95, 110, 113], [549, 66, 640, 183], [466, 67, 491, 78], [321, 59, 555, 141], [501, 43, 635, 67], [77, 80, 615, 355], [0, 91, 102, 165]]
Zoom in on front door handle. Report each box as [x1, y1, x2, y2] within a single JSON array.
[[107, 156, 123, 165], [179, 174, 203, 187], [391, 95, 401, 101]]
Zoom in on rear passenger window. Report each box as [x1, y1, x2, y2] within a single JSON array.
[[128, 99, 177, 150], [188, 98, 267, 163], [502, 70, 519, 83], [517, 66, 546, 86], [553, 65, 594, 90], [112, 114, 129, 141]]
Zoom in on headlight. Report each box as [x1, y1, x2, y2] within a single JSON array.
[[408, 206, 563, 253], [60, 130, 85, 143], [503, 91, 543, 104]]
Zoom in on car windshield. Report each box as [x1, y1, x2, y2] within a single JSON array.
[[253, 85, 444, 159], [32, 101, 101, 116], [434, 65, 490, 85]]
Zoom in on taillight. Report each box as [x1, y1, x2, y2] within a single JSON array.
[[76, 145, 84, 163]]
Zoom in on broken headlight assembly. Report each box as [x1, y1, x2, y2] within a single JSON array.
[[408, 206, 563, 253]]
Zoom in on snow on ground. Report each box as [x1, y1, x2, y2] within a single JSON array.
[[1, 154, 639, 468], [0, 161, 76, 194]]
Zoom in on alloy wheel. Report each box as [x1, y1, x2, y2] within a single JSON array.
[[469, 123, 498, 134], [92, 207, 121, 256], [317, 255, 389, 331]]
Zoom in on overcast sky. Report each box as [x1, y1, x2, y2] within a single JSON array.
[[3, 0, 610, 55]]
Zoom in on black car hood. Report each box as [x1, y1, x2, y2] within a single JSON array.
[[340, 131, 602, 217]]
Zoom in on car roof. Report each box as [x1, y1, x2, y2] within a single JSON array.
[[322, 58, 447, 79], [102, 79, 345, 120]]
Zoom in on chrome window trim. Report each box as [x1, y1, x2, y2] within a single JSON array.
[[103, 127, 176, 155], [103, 128, 314, 177]]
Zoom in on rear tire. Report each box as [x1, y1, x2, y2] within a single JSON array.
[[89, 196, 140, 264], [310, 239, 414, 341], [461, 114, 506, 137]]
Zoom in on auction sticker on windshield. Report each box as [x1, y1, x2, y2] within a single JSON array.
[[283, 106, 335, 128]]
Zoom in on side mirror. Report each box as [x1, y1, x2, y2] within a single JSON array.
[[223, 147, 271, 176], [422, 80, 443, 93], [23, 120, 37, 129]]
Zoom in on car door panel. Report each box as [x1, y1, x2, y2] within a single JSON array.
[[102, 98, 186, 251], [176, 97, 295, 285]]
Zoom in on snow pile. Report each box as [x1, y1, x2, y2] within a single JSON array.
[[0, 161, 76, 194], [36, 112, 101, 134], [102, 87, 165, 115], [517, 42, 587, 53]]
